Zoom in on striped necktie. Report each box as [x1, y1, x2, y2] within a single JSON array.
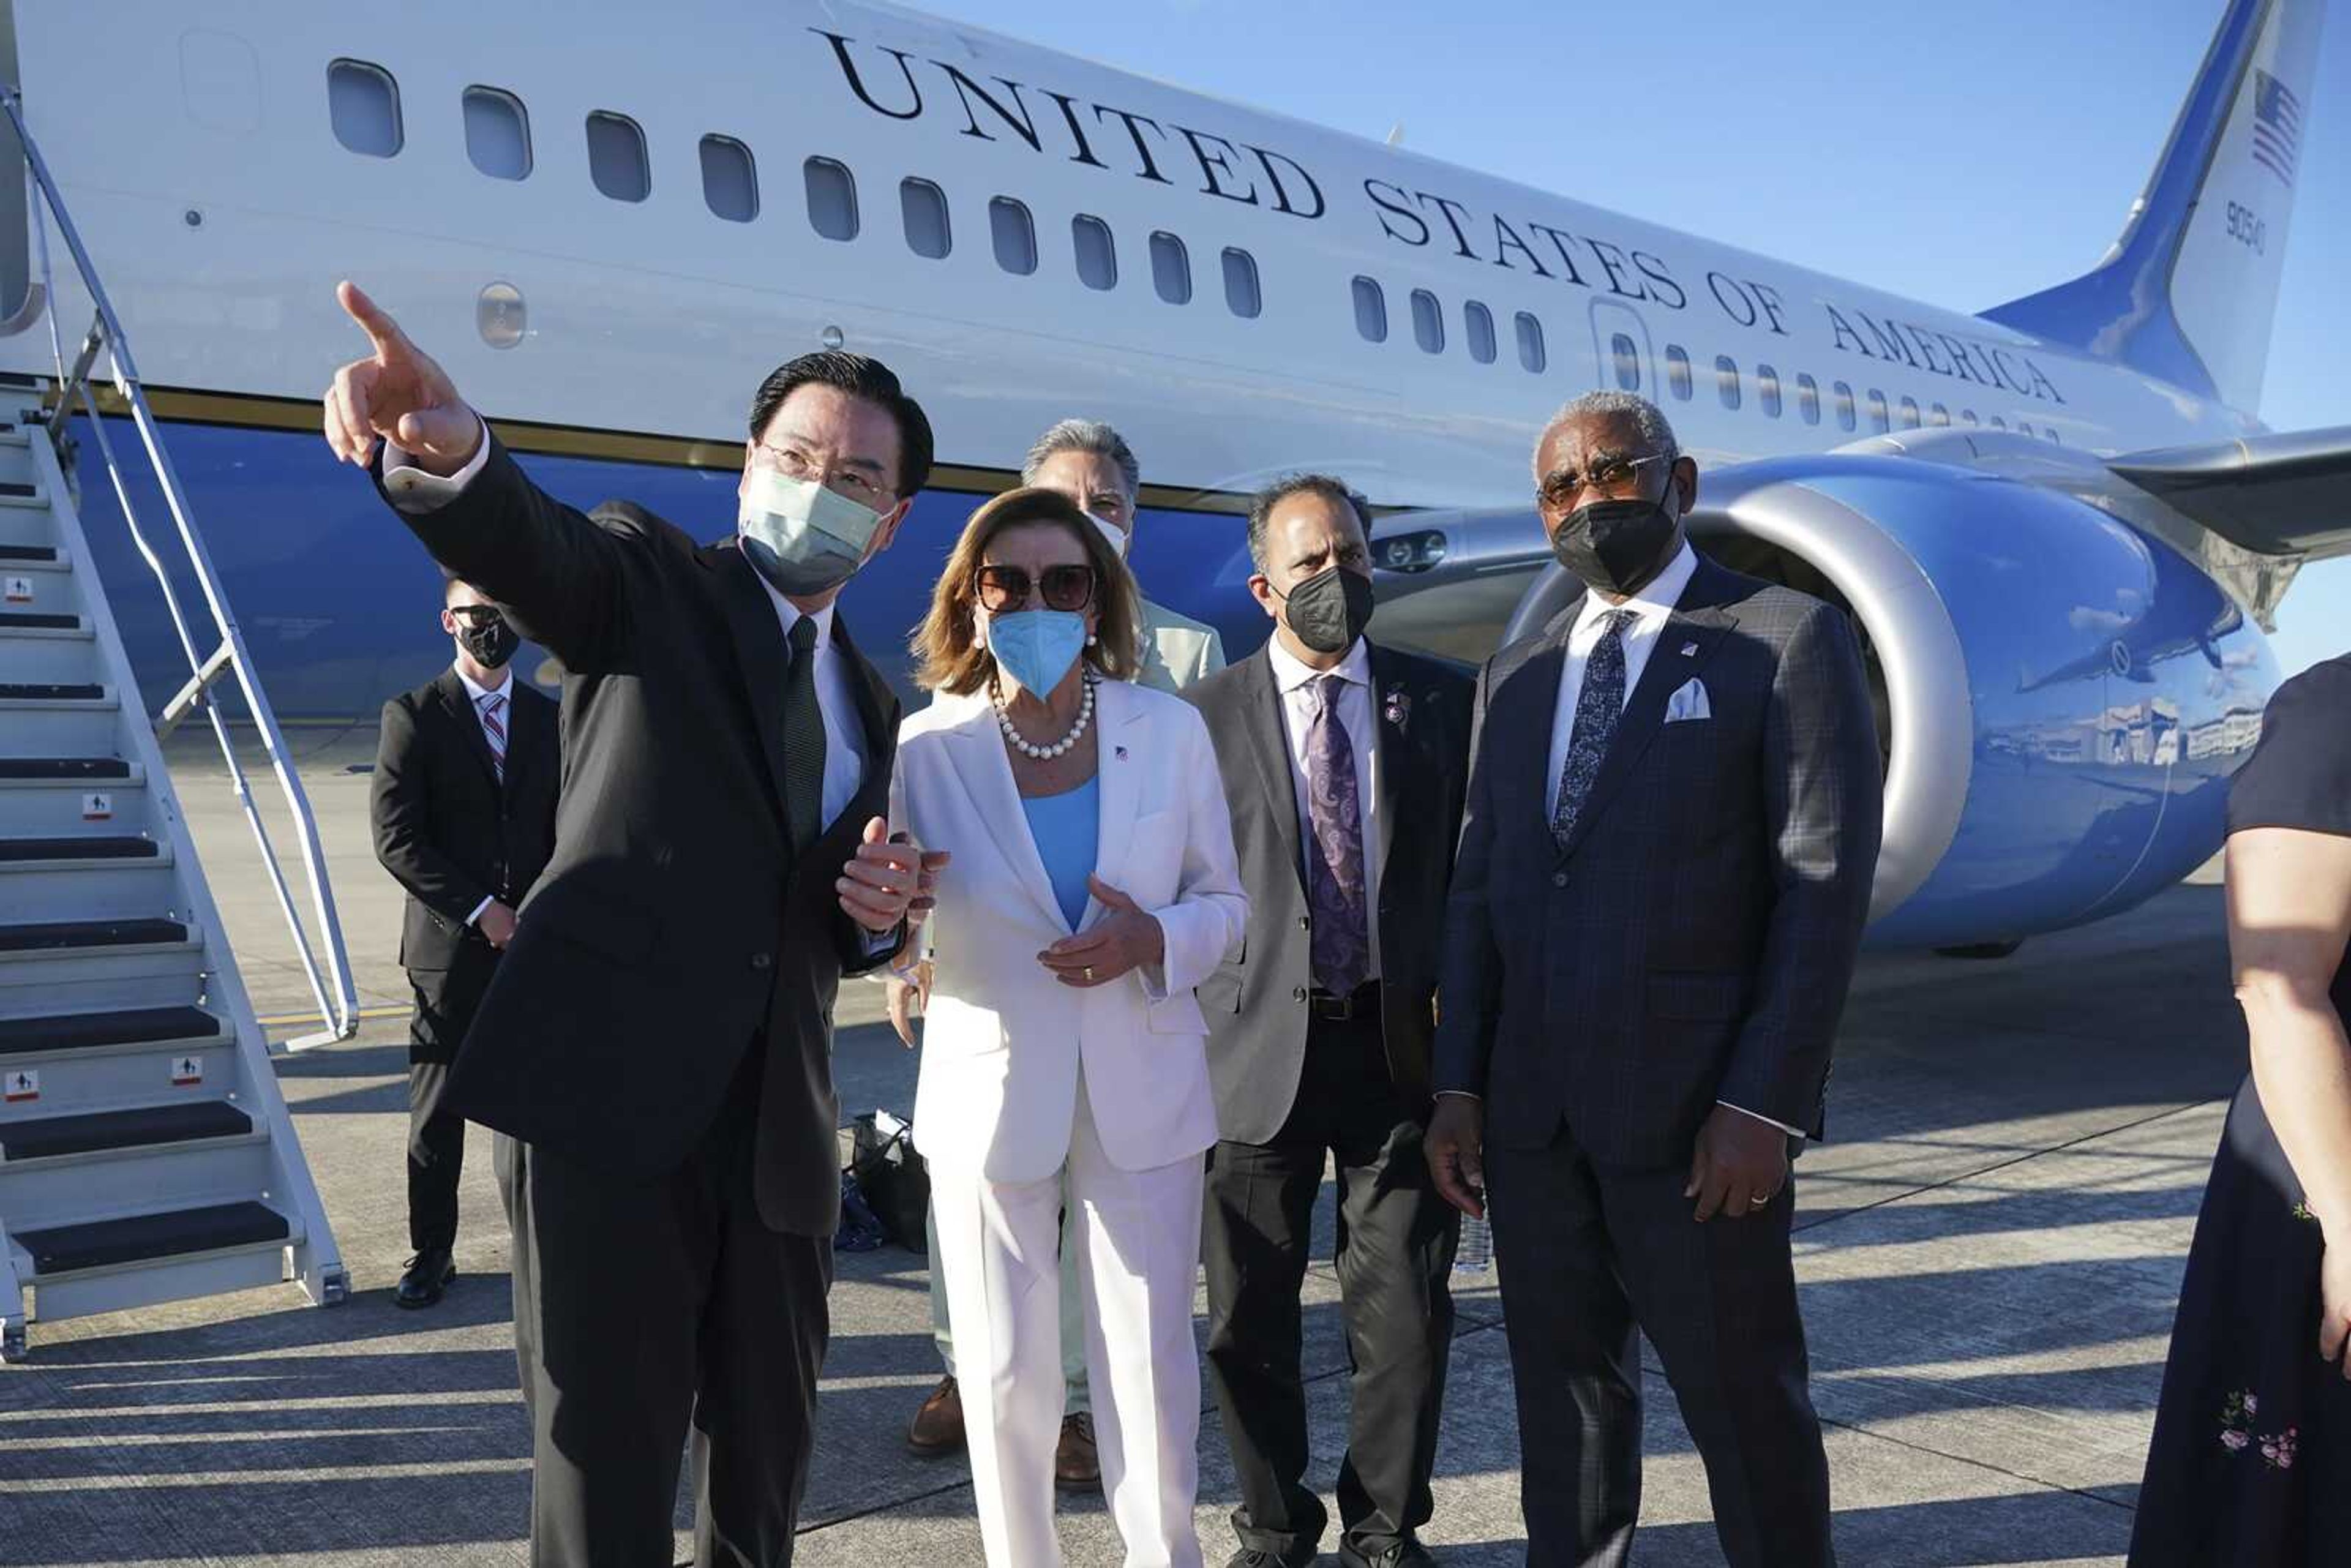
[[478, 691, 508, 783]]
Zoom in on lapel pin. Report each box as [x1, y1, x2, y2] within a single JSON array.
[[1679, 642, 1698, 656], [1384, 686, 1411, 728], [1114, 745, 1128, 760]]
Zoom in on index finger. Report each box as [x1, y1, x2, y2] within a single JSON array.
[[853, 840, 924, 872], [337, 280, 407, 356]]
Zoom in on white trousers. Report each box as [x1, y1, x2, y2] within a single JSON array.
[[929, 1075, 1207, 1568]]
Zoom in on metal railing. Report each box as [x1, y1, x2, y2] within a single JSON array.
[[5, 89, 357, 1051]]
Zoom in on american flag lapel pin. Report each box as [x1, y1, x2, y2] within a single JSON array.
[[1114, 745, 1128, 760], [1679, 642, 1698, 656]]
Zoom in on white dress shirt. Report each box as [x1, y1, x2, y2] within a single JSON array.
[[453, 662, 512, 930], [1543, 542, 1699, 820], [387, 423, 866, 831], [1265, 634, 1381, 980]]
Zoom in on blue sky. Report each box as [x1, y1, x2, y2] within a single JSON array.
[[943, 0, 2350, 673]]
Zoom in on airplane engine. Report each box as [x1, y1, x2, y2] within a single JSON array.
[[1371, 454, 2279, 948]]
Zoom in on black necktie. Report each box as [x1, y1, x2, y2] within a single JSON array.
[[782, 615, 827, 858]]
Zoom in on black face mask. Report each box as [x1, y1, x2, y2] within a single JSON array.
[[1277, 564, 1376, 655], [457, 615, 520, 669], [1549, 497, 1682, 598]]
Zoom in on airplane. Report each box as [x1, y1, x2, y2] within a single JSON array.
[[0, 0, 2341, 953]]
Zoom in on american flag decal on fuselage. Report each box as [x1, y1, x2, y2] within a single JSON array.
[[2251, 68, 2302, 187]]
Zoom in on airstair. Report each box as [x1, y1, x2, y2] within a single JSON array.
[[0, 92, 354, 1362]]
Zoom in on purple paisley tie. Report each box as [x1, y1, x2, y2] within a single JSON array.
[[1305, 674, 1370, 996], [1553, 610, 1635, 849]]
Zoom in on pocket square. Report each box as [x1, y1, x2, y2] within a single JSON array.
[[1663, 677, 1712, 723]]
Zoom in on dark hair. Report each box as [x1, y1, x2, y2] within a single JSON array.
[[1245, 472, 1371, 572], [747, 351, 936, 497], [913, 487, 1140, 695]]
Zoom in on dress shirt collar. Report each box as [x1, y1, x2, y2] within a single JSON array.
[[1265, 631, 1373, 696], [1570, 541, 1700, 639], [454, 662, 512, 703]]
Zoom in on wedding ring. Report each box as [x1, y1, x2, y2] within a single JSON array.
[[1084, 966, 1095, 981], [1749, 1192, 1772, 1207]]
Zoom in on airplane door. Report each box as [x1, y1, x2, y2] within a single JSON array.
[[1589, 300, 1656, 399]]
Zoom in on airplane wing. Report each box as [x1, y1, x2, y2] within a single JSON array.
[[2109, 425, 2351, 559]]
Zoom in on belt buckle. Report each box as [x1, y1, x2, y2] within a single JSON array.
[[1314, 989, 1356, 1021]]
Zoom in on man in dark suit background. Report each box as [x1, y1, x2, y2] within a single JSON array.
[[324, 282, 942, 1566], [1190, 475, 1472, 1568], [1426, 391, 1882, 1567], [370, 575, 558, 1309]]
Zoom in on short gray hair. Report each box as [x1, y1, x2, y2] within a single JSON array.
[[1532, 391, 1680, 481], [1022, 419, 1141, 498]]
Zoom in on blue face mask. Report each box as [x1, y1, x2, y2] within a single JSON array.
[[988, 609, 1089, 697], [737, 469, 885, 598]]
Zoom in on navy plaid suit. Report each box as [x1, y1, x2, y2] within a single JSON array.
[[1435, 552, 1881, 1567]]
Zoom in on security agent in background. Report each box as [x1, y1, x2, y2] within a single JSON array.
[[1187, 475, 1472, 1568], [370, 575, 558, 1310], [324, 281, 942, 1566]]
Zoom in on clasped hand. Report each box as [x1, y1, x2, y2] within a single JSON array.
[[838, 818, 950, 936], [1037, 876, 1163, 988]]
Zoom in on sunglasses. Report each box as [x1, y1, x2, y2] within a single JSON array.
[[976, 563, 1096, 613]]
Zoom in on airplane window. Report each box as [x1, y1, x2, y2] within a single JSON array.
[[1715, 354, 1741, 411], [1961, 408, 1979, 426], [1073, 214, 1117, 290], [1221, 247, 1261, 318], [1929, 402, 1951, 427], [804, 158, 858, 241], [1150, 231, 1191, 305], [1898, 396, 1922, 429], [2045, 427, 2061, 445], [1866, 389, 1890, 432], [1515, 312, 1546, 372], [1757, 364, 1782, 418], [1353, 277, 1388, 343], [328, 60, 402, 158], [1611, 334, 1641, 391], [1796, 372, 1821, 426], [1832, 380, 1856, 430], [1464, 301, 1497, 364], [901, 178, 951, 259], [1411, 289, 1445, 353], [699, 135, 756, 222], [463, 86, 529, 181], [1989, 415, 2006, 429], [2015, 421, 2033, 438], [1666, 345, 1693, 401], [586, 111, 650, 203], [990, 197, 1037, 276]]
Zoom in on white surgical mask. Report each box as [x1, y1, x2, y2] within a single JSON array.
[[737, 469, 884, 598], [1087, 511, 1131, 561]]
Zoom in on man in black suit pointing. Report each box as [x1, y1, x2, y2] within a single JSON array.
[[325, 281, 944, 1566], [370, 575, 558, 1310]]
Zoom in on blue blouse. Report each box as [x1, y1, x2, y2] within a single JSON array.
[[1020, 775, 1101, 931]]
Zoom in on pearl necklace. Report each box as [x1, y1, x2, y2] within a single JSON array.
[[994, 671, 1097, 760]]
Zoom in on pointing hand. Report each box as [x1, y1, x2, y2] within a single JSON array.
[[322, 280, 482, 474]]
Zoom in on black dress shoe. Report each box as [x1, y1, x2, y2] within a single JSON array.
[[1226, 1550, 1314, 1568], [394, 1249, 456, 1309], [1338, 1539, 1436, 1568]]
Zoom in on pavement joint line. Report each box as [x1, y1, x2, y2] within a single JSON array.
[[1788, 1098, 2225, 1239]]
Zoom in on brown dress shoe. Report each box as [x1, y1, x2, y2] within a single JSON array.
[[1054, 1411, 1101, 1491], [907, 1375, 965, 1457]]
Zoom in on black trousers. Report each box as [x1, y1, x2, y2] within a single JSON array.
[[1201, 1007, 1459, 1563], [1486, 1122, 1833, 1568], [405, 945, 497, 1255], [495, 1047, 833, 1568]]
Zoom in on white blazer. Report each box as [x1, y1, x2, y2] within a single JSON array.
[[893, 677, 1248, 1183]]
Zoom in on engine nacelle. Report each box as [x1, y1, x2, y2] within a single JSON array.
[[1374, 452, 2278, 948]]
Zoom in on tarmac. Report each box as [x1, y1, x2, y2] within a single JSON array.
[[0, 734, 2249, 1566]]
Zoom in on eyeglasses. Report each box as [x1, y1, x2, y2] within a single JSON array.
[[752, 440, 894, 508], [975, 563, 1097, 613], [1536, 452, 1673, 513]]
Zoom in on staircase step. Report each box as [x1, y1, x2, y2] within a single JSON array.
[[0, 681, 103, 701], [0, 757, 130, 780], [0, 542, 57, 563], [17, 1200, 288, 1277], [0, 480, 48, 510], [0, 1101, 253, 1163], [0, 918, 190, 953], [0, 1006, 225, 1060], [0, 835, 158, 863]]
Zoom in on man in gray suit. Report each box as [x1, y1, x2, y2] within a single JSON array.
[[1190, 475, 1472, 1568], [1425, 391, 1881, 1567]]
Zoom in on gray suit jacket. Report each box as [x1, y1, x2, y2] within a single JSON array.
[[1433, 554, 1882, 1166], [1137, 598, 1226, 694], [1191, 640, 1473, 1145]]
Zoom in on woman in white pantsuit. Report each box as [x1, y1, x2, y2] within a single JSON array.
[[893, 487, 1247, 1567]]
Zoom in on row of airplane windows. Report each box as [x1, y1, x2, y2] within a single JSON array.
[[324, 59, 1267, 318]]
